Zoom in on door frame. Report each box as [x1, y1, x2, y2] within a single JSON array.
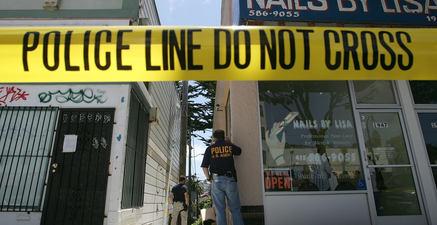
[[353, 108, 426, 225]]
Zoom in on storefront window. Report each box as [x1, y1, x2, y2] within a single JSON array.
[[259, 81, 364, 192], [418, 113, 437, 191], [360, 113, 410, 165], [353, 81, 396, 104], [370, 167, 421, 216], [418, 113, 437, 164], [409, 81, 437, 104]]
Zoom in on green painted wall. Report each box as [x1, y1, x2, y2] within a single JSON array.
[[0, 0, 139, 20]]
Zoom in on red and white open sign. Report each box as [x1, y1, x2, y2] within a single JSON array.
[[264, 169, 292, 192]]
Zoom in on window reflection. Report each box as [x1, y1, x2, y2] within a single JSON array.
[[360, 113, 410, 165], [353, 81, 396, 104], [418, 113, 437, 190], [259, 81, 363, 192], [418, 113, 437, 164], [370, 167, 421, 216], [409, 81, 437, 104]]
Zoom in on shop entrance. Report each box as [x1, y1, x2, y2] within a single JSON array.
[[41, 108, 115, 225], [357, 110, 426, 225]]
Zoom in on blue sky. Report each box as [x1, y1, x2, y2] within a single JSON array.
[[155, 0, 221, 180], [155, 0, 222, 26]]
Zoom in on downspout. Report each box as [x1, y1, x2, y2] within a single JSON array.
[[163, 140, 175, 225], [164, 81, 186, 225]]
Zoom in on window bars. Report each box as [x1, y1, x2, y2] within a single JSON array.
[[0, 107, 57, 211]]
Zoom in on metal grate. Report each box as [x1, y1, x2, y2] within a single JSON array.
[[121, 90, 149, 209], [41, 108, 114, 225], [0, 106, 57, 211]]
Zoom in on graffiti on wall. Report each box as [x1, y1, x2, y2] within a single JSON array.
[[0, 87, 29, 105], [38, 88, 107, 104]]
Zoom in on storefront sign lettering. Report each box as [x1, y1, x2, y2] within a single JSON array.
[[240, 0, 437, 26], [246, 0, 437, 15], [293, 119, 353, 129], [294, 153, 357, 163]]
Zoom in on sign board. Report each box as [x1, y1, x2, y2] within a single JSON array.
[[1, 26, 437, 82], [264, 169, 292, 191], [239, 0, 437, 26], [63, 134, 77, 153]]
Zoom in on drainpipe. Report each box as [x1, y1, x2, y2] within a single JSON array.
[[162, 141, 175, 225], [164, 82, 186, 225]]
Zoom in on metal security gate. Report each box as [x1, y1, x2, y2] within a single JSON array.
[[41, 108, 114, 225], [0, 107, 57, 211]]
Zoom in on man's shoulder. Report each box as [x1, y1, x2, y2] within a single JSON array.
[[213, 140, 237, 147]]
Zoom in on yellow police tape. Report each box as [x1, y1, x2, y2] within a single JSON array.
[[0, 26, 436, 82]]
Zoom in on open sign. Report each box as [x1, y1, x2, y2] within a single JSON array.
[[264, 169, 292, 192]]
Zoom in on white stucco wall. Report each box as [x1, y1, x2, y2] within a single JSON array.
[[0, 83, 130, 225]]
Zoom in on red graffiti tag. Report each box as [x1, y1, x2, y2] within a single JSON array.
[[0, 87, 29, 106]]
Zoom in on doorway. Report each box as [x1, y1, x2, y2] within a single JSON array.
[[357, 110, 426, 224], [41, 108, 114, 225]]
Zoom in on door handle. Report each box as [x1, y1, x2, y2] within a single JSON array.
[[52, 163, 58, 173]]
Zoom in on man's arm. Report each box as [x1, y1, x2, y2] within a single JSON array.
[[170, 192, 174, 204], [225, 137, 242, 156], [202, 167, 211, 183], [184, 192, 189, 205]]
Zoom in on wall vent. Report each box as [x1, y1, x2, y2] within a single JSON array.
[[43, 0, 61, 11]]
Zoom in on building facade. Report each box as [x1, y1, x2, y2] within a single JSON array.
[[0, 1, 184, 225], [216, 1, 437, 225]]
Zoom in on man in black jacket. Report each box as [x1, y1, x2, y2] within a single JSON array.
[[201, 129, 244, 225], [170, 176, 189, 225]]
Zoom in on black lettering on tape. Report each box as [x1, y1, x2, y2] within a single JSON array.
[[95, 30, 111, 70], [379, 31, 396, 70], [65, 31, 80, 71], [117, 30, 133, 70], [145, 30, 160, 71], [234, 30, 251, 69], [214, 29, 231, 69], [83, 30, 91, 71], [187, 29, 202, 70], [396, 32, 413, 70], [43, 31, 60, 71], [22, 32, 40, 71], [324, 30, 341, 70], [296, 29, 314, 70], [278, 29, 296, 69], [341, 30, 360, 70], [169, 30, 186, 70], [361, 31, 378, 70], [162, 30, 169, 70], [260, 29, 277, 70]]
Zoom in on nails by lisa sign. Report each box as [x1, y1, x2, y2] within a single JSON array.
[[239, 0, 437, 26]]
